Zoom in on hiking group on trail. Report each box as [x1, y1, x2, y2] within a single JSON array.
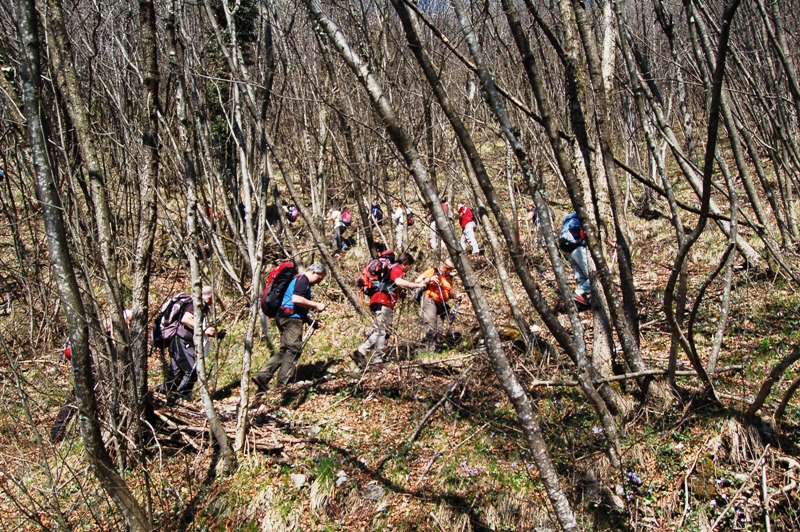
[[51, 197, 596, 434]]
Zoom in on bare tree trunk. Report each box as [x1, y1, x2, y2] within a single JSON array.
[[14, 0, 148, 527], [663, 0, 745, 400], [131, 0, 162, 442]]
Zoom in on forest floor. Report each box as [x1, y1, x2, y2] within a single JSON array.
[[3, 214, 800, 531]]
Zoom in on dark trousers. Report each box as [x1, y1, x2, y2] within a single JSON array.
[[164, 335, 197, 396], [332, 226, 345, 252], [51, 390, 77, 443], [255, 317, 304, 387]]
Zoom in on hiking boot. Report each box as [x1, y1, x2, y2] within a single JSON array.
[[573, 293, 592, 311], [350, 350, 366, 369], [251, 373, 270, 394]]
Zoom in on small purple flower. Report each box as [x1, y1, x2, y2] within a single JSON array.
[[511, 461, 518, 468], [592, 426, 603, 435], [626, 471, 642, 486]]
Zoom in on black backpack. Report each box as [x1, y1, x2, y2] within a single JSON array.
[[558, 212, 586, 252], [152, 293, 193, 349], [261, 261, 298, 318]]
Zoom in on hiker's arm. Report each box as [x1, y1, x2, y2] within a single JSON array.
[[291, 295, 325, 312], [181, 311, 216, 336], [395, 277, 425, 290]]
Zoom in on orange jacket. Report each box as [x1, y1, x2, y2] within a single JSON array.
[[421, 268, 453, 303]]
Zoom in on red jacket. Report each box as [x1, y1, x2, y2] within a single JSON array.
[[369, 263, 406, 309], [457, 206, 474, 229]]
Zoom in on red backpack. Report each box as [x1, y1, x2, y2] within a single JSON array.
[[261, 261, 298, 318], [341, 209, 353, 226], [357, 250, 396, 296]]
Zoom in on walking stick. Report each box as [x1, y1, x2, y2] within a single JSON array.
[[302, 318, 318, 350]]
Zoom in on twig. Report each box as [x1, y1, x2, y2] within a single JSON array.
[[762, 458, 771, 532], [678, 437, 711, 529], [320, 390, 352, 412], [152, 411, 202, 451], [530, 366, 743, 387], [409, 379, 461, 443], [414, 452, 442, 489], [710, 444, 770, 531], [447, 422, 490, 458], [404, 353, 476, 368]]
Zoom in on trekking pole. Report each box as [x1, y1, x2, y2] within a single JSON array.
[[302, 318, 318, 349], [436, 276, 454, 330]]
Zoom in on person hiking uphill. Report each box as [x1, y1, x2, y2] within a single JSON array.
[[252, 264, 327, 393], [391, 202, 408, 250], [415, 258, 463, 349], [351, 252, 425, 368], [52, 310, 132, 443], [370, 200, 384, 226], [330, 207, 352, 253], [159, 286, 219, 400], [456, 203, 480, 255], [428, 201, 449, 258], [558, 212, 592, 310]]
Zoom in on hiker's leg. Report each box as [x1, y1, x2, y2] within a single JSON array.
[[570, 245, 591, 296], [464, 222, 479, 254], [255, 353, 281, 387], [372, 305, 394, 361], [50, 389, 77, 443], [357, 308, 382, 354], [276, 318, 304, 385], [421, 296, 438, 340], [174, 340, 197, 395], [164, 339, 185, 393]]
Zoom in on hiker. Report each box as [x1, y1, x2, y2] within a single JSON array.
[[160, 286, 218, 400], [415, 258, 462, 349], [559, 212, 592, 310], [391, 202, 408, 250], [428, 201, 448, 257], [285, 204, 300, 224], [51, 310, 132, 443], [252, 264, 327, 392], [456, 203, 480, 255], [351, 252, 425, 368], [330, 207, 351, 253], [371, 200, 384, 226], [526, 201, 538, 233]]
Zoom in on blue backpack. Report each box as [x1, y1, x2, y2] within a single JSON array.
[[558, 213, 586, 252]]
